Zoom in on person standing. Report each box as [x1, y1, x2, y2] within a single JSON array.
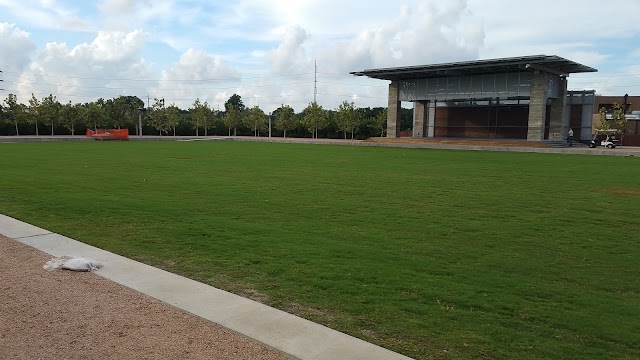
[[567, 128, 574, 147]]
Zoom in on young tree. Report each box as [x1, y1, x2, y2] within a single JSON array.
[[246, 105, 266, 137], [335, 101, 362, 139], [189, 98, 212, 136], [372, 108, 387, 137], [27, 94, 40, 136], [301, 102, 328, 139], [105, 96, 144, 129], [275, 104, 296, 138], [3, 93, 22, 135], [86, 101, 107, 130], [40, 94, 60, 135], [166, 103, 181, 136], [59, 101, 85, 135], [224, 94, 245, 113], [148, 98, 170, 135], [610, 103, 629, 142], [223, 104, 242, 136]]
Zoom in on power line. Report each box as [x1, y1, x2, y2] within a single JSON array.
[[1, 70, 315, 82], [0, 79, 315, 91]]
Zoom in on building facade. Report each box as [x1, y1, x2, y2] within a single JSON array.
[[352, 55, 598, 142]]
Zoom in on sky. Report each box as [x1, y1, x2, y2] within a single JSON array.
[[1, 0, 640, 112]]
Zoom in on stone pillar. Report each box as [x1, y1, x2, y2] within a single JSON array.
[[548, 76, 568, 141], [387, 81, 401, 138], [581, 92, 595, 140], [527, 72, 549, 141], [427, 100, 435, 137], [413, 101, 426, 138]]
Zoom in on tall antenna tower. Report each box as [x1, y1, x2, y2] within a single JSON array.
[[314, 60, 317, 103]]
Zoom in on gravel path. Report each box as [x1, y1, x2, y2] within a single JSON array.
[[0, 236, 290, 360]]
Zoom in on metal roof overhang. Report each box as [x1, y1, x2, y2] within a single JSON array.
[[350, 55, 597, 81]]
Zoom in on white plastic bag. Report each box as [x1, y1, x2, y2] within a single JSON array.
[[44, 256, 103, 272]]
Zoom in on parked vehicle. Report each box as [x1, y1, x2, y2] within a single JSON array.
[[589, 129, 619, 148]]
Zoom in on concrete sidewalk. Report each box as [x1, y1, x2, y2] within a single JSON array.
[[0, 214, 413, 360]]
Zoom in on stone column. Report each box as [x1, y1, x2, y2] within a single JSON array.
[[527, 72, 549, 141], [413, 101, 426, 138], [581, 92, 595, 140], [387, 81, 401, 138], [427, 100, 435, 137], [548, 76, 568, 141]]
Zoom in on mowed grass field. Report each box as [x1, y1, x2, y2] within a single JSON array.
[[0, 141, 638, 359]]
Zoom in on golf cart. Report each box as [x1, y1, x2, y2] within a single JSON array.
[[589, 129, 620, 148]]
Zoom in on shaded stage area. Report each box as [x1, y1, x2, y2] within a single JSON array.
[[434, 104, 530, 139]]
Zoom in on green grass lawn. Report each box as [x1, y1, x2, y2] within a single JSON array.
[[1, 141, 639, 359]]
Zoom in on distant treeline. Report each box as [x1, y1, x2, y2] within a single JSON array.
[[0, 93, 414, 138]]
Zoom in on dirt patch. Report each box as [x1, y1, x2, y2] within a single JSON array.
[[604, 188, 640, 197], [0, 236, 290, 360]]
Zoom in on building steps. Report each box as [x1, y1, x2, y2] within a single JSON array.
[[542, 140, 587, 148]]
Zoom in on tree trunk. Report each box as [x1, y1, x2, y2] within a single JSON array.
[[351, 130, 354, 140], [14, 120, 19, 136], [196, 124, 199, 136], [173, 126, 176, 136], [344, 131, 346, 139], [228, 128, 231, 136], [71, 122, 75, 136], [204, 118, 208, 136], [51, 122, 54, 136], [284, 129, 287, 138], [35, 121, 39, 136], [234, 127, 236, 136]]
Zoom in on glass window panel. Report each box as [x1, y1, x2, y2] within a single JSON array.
[[447, 77, 460, 98], [426, 78, 437, 97], [506, 73, 520, 97], [399, 80, 417, 101], [495, 73, 507, 97], [436, 78, 447, 100], [459, 76, 471, 99], [482, 74, 495, 97], [470, 75, 484, 97], [518, 72, 531, 96], [416, 78, 428, 100]]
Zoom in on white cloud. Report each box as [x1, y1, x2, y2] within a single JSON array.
[[98, 0, 149, 16], [12, 30, 153, 104], [267, 25, 310, 75], [153, 48, 241, 108], [0, 23, 36, 73], [0, 0, 93, 31]]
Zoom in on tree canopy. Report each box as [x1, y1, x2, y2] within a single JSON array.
[[0, 92, 390, 139]]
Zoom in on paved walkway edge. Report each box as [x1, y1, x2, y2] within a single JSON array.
[[0, 214, 413, 360]]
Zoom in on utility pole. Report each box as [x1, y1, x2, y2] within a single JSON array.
[[138, 107, 144, 137], [314, 60, 317, 103]]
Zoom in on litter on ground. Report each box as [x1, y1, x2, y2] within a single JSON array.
[[44, 256, 103, 272]]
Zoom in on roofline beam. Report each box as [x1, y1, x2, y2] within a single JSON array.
[[527, 63, 568, 76]]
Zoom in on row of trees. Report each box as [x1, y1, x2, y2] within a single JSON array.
[[0, 93, 393, 139]]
